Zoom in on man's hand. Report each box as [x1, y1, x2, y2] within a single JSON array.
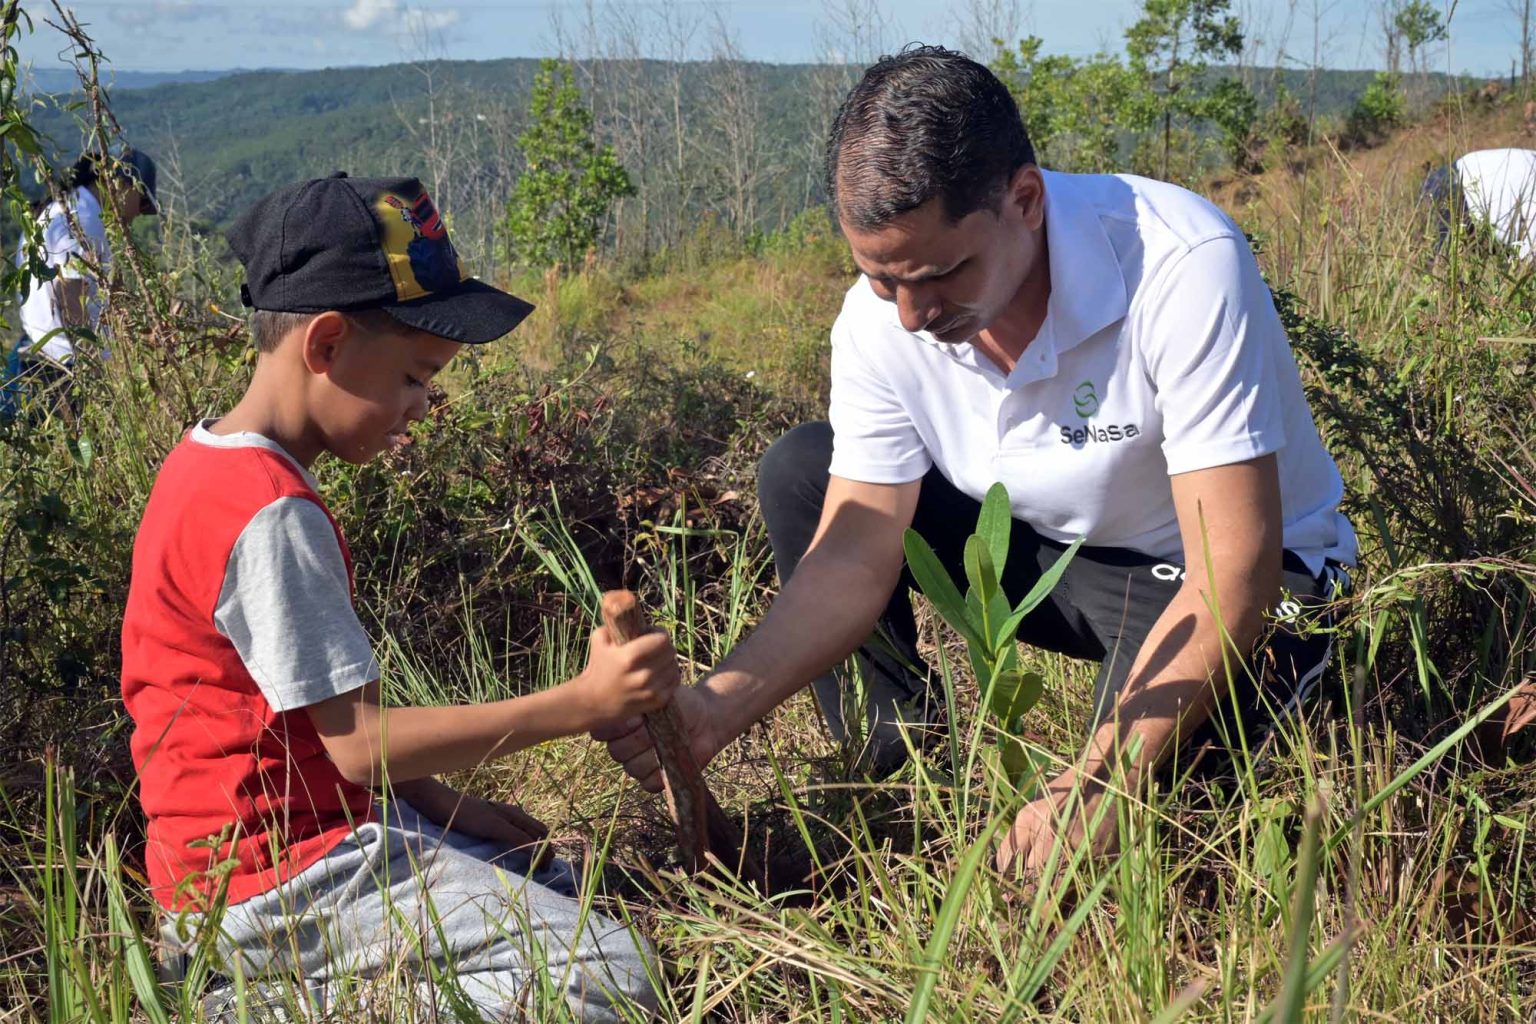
[[591, 685, 724, 793], [995, 770, 1118, 882]]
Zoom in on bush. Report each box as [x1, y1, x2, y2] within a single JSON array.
[[1342, 72, 1406, 148]]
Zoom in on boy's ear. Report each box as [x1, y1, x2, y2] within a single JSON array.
[[300, 311, 350, 375]]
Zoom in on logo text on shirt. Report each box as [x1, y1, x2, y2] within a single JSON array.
[[1060, 422, 1141, 446]]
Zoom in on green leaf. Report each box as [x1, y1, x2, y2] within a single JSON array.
[[904, 528, 985, 651], [1010, 537, 1084, 622], [987, 667, 1044, 724], [962, 534, 997, 614], [70, 436, 93, 470], [985, 590, 1012, 644], [976, 482, 1012, 580], [998, 731, 1033, 788], [1262, 797, 1324, 1024]]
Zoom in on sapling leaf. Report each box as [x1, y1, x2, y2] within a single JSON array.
[[968, 644, 992, 694], [963, 535, 997, 614], [986, 589, 1012, 643], [1010, 537, 1086, 623], [999, 731, 1033, 788], [976, 482, 1012, 579], [987, 666, 1044, 724], [903, 528, 985, 651]]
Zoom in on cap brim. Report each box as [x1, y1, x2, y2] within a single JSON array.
[[378, 278, 535, 345]]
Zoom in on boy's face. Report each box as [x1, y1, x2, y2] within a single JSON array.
[[303, 313, 462, 464]]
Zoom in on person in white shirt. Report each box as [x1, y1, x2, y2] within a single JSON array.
[[1423, 148, 1536, 262], [597, 46, 1356, 880], [2, 147, 157, 419]]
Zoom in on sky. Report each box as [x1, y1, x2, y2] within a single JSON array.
[[15, 0, 1528, 78]]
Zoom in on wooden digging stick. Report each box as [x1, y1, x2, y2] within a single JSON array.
[[600, 590, 763, 885]]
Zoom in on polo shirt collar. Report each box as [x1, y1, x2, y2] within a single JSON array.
[[1037, 170, 1128, 359]]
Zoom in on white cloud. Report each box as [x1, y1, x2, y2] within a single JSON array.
[[405, 8, 461, 33], [343, 0, 396, 31], [343, 0, 460, 34]]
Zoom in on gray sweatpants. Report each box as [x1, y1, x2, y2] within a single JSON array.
[[159, 800, 659, 1022]]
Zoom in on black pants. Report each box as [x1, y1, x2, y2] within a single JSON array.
[[758, 422, 1345, 775]]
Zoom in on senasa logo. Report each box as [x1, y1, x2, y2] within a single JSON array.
[[1072, 380, 1099, 418], [1059, 378, 1139, 447]]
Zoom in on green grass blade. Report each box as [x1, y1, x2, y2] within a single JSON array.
[[905, 814, 1012, 1024], [1269, 796, 1323, 1023], [103, 836, 172, 1024]]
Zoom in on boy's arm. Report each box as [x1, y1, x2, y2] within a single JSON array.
[[388, 775, 552, 860], [306, 625, 679, 786]]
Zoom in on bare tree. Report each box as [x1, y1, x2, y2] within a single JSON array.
[[701, 10, 766, 236], [1508, 0, 1534, 95], [954, 0, 1023, 60]]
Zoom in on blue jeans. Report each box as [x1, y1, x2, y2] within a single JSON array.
[[0, 337, 27, 420]]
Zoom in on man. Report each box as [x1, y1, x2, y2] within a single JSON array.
[[597, 46, 1355, 878], [1, 147, 157, 419]]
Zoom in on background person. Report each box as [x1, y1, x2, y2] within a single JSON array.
[[1, 147, 157, 419], [1422, 148, 1536, 261]]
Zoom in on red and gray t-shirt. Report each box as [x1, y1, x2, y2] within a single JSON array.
[[121, 423, 378, 910]]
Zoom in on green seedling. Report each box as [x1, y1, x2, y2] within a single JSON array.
[[902, 482, 1082, 792]]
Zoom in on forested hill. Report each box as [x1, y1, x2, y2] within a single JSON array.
[[25, 57, 1474, 231]]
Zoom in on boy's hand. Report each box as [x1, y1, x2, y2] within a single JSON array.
[[446, 795, 555, 868], [570, 625, 682, 729], [592, 684, 723, 794], [392, 777, 555, 869]]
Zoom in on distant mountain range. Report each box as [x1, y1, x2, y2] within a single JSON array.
[[20, 58, 1479, 232], [22, 67, 251, 94]]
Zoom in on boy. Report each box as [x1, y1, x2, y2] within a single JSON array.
[[121, 173, 675, 1021]]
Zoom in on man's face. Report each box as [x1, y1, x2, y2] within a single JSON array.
[[840, 167, 1045, 343]]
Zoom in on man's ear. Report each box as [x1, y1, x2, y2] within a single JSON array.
[[301, 311, 350, 376], [1007, 164, 1046, 232]]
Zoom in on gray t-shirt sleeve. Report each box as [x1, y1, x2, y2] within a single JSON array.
[[213, 496, 379, 712]]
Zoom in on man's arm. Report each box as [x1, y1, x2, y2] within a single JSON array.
[[999, 454, 1282, 872], [1084, 453, 1281, 779], [599, 474, 920, 791]]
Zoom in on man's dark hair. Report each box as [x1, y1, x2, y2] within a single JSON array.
[[826, 44, 1035, 230]]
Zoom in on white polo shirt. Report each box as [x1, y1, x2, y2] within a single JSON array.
[[1452, 148, 1536, 261], [15, 186, 111, 364], [828, 169, 1357, 577]]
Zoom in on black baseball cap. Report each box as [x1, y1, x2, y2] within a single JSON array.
[[227, 172, 533, 345]]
